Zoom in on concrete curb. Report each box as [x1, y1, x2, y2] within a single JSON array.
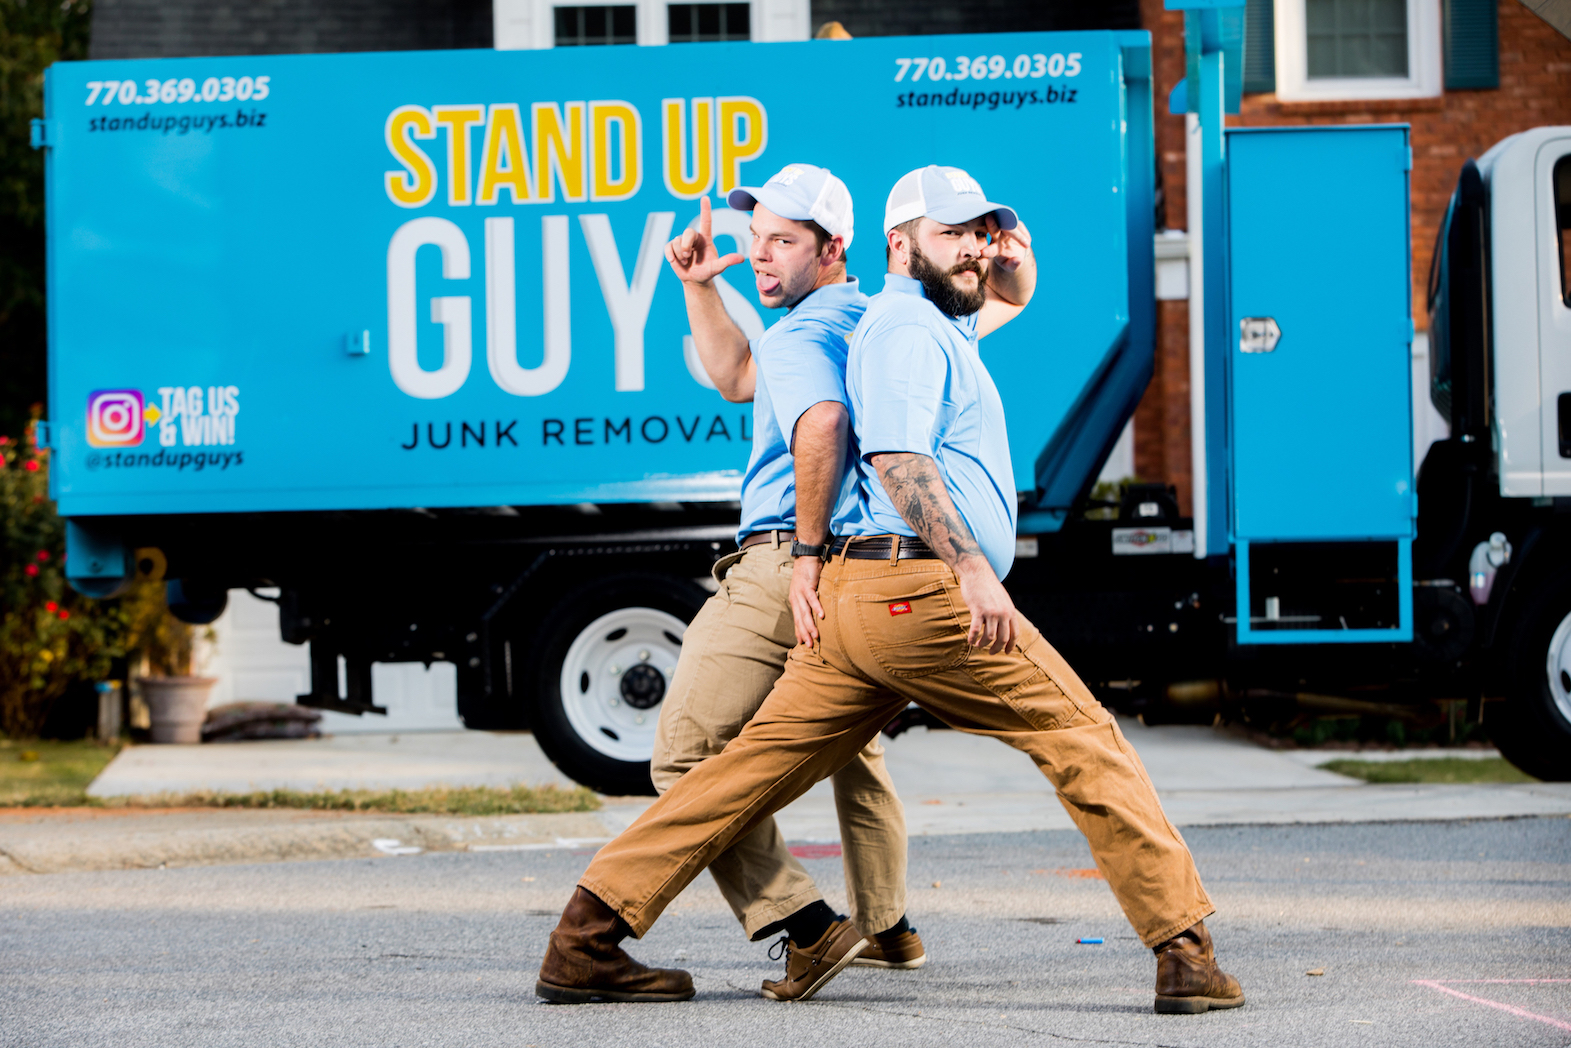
[[0, 807, 639, 875]]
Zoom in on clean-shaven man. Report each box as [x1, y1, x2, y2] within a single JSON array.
[[537, 163, 921, 1005]]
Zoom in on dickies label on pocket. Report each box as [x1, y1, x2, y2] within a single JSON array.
[[855, 582, 966, 677]]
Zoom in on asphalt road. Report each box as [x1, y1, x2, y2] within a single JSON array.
[[4, 818, 1569, 1048]]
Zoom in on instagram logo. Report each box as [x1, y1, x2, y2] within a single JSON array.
[[87, 390, 145, 448]]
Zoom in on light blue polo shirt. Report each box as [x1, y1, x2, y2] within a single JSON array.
[[736, 279, 867, 545], [832, 273, 1018, 578]]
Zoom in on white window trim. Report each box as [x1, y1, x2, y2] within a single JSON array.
[[1272, 0, 1442, 101], [494, 0, 807, 51]]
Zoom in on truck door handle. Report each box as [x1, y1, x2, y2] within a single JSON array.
[[1558, 393, 1571, 459], [1239, 316, 1281, 354]]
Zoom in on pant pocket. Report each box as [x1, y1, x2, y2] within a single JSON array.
[[711, 550, 746, 584], [852, 581, 968, 678], [1017, 635, 1105, 726]]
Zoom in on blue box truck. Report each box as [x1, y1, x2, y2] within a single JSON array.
[[32, 18, 1571, 789]]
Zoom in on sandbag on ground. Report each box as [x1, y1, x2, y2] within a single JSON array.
[[202, 703, 323, 743]]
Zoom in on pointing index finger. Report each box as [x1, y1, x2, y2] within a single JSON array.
[[699, 195, 713, 241]]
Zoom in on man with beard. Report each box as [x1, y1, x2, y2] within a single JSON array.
[[536, 167, 1244, 1016], [555, 162, 920, 1004]]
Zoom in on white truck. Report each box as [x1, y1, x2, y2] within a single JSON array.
[[1414, 126, 1571, 778]]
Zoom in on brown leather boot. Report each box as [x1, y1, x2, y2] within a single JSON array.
[[535, 887, 695, 1004], [1153, 920, 1244, 1013]]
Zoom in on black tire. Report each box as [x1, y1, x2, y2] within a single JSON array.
[[527, 573, 709, 796], [1490, 566, 1571, 781]]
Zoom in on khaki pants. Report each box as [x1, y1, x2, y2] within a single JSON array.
[[587, 546, 1214, 948], [651, 541, 908, 939]]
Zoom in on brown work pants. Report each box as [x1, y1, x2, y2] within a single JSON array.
[[585, 545, 1214, 948], [651, 541, 908, 939]]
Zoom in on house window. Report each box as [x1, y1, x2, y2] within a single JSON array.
[[1443, 0, 1499, 89], [1306, 0, 1408, 77], [1270, 0, 1441, 101], [669, 3, 751, 42], [554, 5, 637, 46], [1244, 0, 1278, 92]]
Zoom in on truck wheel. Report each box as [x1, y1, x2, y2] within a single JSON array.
[[529, 574, 707, 796], [1491, 571, 1571, 781]]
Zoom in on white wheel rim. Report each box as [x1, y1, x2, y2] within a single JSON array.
[[559, 607, 686, 763], [1546, 610, 1571, 726]]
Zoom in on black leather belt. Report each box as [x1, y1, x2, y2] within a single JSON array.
[[830, 535, 941, 560]]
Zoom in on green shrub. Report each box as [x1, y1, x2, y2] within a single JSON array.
[[1, 0, 93, 437], [0, 423, 130, 738]]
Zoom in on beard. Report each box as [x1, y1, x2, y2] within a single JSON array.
[[909, 243, 986, 318]]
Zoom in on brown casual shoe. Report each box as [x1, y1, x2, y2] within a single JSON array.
[[759, 917, 868, 1001], [849, 924, 927, 969], [1153, 920, 1244, 1014], [536, 886, 695, 1004]]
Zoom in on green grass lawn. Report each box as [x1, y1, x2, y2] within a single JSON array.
[[0, 737, 600, 813], [0, 738, 122, 806], [1320, 756, 1538, 784], [109, 783, 602, 814]]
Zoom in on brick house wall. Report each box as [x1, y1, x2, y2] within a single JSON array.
[[88, 0, 493, 58], [807, 0, 1138, 36], [88, 0, 1134, 60], [1135, 0, 1571, 515], [1138, 0, 1197, 510]]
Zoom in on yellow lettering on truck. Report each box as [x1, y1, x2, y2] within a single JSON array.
[[384, 105, 437, 208], [661, 97, 713, 200], [477, 103, 534, 205], [533, 102, 588, 202], [589, 100, 641, 201], [717, 97, 766, 196], [433, 104, 486, 206]]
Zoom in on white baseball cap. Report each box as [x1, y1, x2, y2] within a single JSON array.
[[727, 163, 855, 251], [883, 165, 1018, 234]]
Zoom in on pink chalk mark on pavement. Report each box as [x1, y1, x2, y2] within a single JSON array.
[[1412, 980, 1571, 1033], [787, 843, 842, 860]]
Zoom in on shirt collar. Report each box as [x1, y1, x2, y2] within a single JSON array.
[[791, 276, 861, 312], [883, 272, 978, 337]]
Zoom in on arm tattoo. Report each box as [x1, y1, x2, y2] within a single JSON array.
[[872, 452, 985, 569]]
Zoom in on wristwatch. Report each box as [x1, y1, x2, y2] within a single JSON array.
[[790, 539, 831, 561]]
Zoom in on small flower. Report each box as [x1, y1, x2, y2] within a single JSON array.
[[24, 459, 39, 472], [44, 601, 57, 612], [58, 610, 70, 621], [33, 495, 44, 503], [24, 564, 38, 577], [36, 550, 49, 562]]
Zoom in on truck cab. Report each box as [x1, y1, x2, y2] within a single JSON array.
[[1420, 126, 1571, 778]]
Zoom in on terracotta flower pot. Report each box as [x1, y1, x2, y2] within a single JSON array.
[[139, 676, 218, 744]]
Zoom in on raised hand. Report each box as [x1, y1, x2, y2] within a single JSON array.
[[665, 196, 746, 286], [984, 214, 1033, 274]]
